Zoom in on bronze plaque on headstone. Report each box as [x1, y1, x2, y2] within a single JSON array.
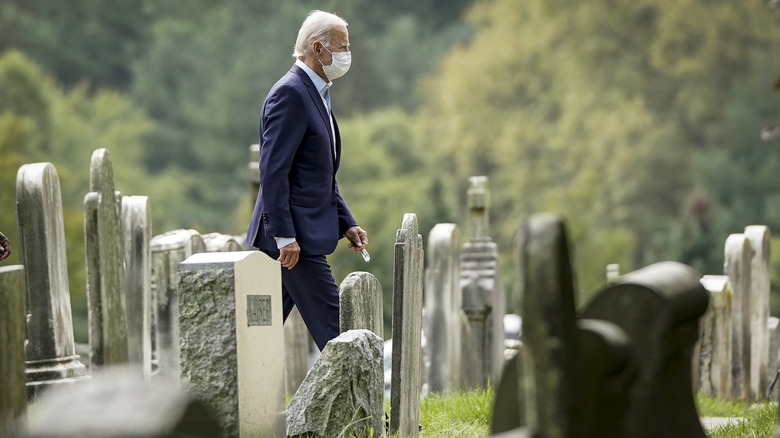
[[247, 295, 272, 326]]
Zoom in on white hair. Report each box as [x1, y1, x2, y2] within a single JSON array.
[[292, 10, 348, 58]]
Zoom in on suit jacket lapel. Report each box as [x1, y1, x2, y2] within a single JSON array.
[[291, 66, 336, 162]]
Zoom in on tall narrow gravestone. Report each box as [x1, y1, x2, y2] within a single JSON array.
[[284, 307, 310, 398], [694, 275, 732, 398], [745, 225, 770, 399], [17, 163, 88, 399], [460, 176, 505, 386], [390, 213, 424, 436], [425, 223, 462, 393], [85, 148, 129, 368], [724, 234, 751, 399], [178, 251, 285, 438], [0, 266, 27, 438], [122, 196, 152, 380]]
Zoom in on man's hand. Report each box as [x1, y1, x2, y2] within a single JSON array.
[[0, 232, 10, 261], [278, 241, 300, 269], [345, 226, 368, 251]]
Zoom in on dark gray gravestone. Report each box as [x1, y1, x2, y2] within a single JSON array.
[[390, 213, 424, 436], [16, 162, 88, 399], [287, 330, 385, 437], [514, 213, 582, 437], [582, 261, 709, 438], [340, 271, 384, 337], [27, 367, 221, 438], [85, 148, 129, 368], [0, 266, 26, 437]]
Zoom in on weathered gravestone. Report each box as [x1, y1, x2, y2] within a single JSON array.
[[340, 271, 384, 336], [693, 275, 732, 398], [0, 265, 26, 438], [582, 261, 709, 438], [17, 162, 89, 399], [424, 223, 464, 393], [202, 232, 242, 252], [460, 176, 505, 387], [178, 251, 285, 438], [769, 317, 780, 400], [85, 148, 129, 369], [745, 225, 770, 400], [284, 306, 310, 398], [724, 233, 752, 399], [122, 195, 152, 380], [287, 329, 385, 437], [27, 367, 222, 438], [150, 229, 206, 378], [390, 213, 424, 436]]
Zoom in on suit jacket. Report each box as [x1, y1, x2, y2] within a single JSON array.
[[246, 65, 357, 256]]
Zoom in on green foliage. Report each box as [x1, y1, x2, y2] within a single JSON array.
[[415, 386, 494, 437], [696, 393, 779, 438]]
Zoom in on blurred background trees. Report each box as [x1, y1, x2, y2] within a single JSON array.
[[1, 0, 779, 338]]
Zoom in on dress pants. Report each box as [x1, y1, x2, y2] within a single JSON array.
[[261, 250, 340, 351]]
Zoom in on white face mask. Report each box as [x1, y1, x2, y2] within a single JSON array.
[[319, 44, 351, 81]]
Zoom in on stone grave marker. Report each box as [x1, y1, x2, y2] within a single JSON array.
[[340, 271, 384, 336], [178, 251, 285, 437], [122, 195, 152, 380], [460, 176, 505, 386], [284, 306, 310, 398], [287, 329, 385, 437], [0, 265, 27, 438], [424, 223, 462, 393], [150, 229, 206, 378], [16, 162, 88, 399], [202, 232, 242, 252], [389, 213, 424, 436], [724, 233, 752, 399], [745, 225, 770, 399], [84, 148, 129, 368], [694, 275, 732, 398]]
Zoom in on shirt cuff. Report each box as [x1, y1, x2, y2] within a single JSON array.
[[274, 236, 296, 249]]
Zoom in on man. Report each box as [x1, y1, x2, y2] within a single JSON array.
[[246, 10, 368, 351]]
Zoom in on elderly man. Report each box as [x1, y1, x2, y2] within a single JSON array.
[[246, 10, 368, 351]]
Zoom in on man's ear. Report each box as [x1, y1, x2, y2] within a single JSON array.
[[313, 41, 321, 54]]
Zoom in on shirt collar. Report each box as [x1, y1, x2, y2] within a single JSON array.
[[295, 59, 332, 99]]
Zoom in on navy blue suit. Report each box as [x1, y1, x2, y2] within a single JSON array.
[[247, 64, 357, 350]]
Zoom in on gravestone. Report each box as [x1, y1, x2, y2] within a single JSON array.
[[202, 232, 242, 252], [424, 223, 462, 393], [287, 330, 385, 437], [84, 148, 129, 368], [389, 213, 424, 436], [460, 176, 505, 386], [0, 266, 27, 438], [150, 229, 206, 378], [694, 275, 732, 398], [516, 213, 582, 437], [284, 307, 310, 398], [745, 225, 770, 399], [582, 261, 709, 438], [340, 271, 384, 336], [16, 162, 89, 399], [122, 196, 152, 380], [27, 367, 221, 438], [724, 234, 752, 399], [178, 251, 285, 438], [769, 317, 780, 399]]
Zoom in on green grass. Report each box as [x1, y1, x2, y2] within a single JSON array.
[[696, 393, 779, 438], [414, 386, 494, 437]]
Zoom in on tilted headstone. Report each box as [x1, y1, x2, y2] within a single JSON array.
[[694, 275, 733, 398], [27, 367, 222, 438], [582, 261, 709, 438], [424, 223, 462, 393], [515, 212, 583, 437], [122, 196, 152, 380], [745, 225, 770, 399], [340, 271, 384, 336], [724, 233, 752, 399], [284, 307, 310, 398], [16, 162, 88, 399], [0, 266, 27, 437], [202, 232, 242, 252], [460, 176, 505, 386], [389, 213, 424, 436], [287, 330, 385, 437], [150, 229, 205, 378], [84, 148, 129, 368], [178, 251, 285, 438]]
